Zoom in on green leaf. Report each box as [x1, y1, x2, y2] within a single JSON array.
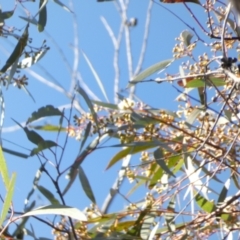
[[24, 128, 44, 145], [106, 141, 161, 170], [195, 191, 215, 213], [0, 173, 16, 226], [180, 30, 193, 47], [0, 146, 10, 188], [78, 166, 96, 204], [27, 105, 62, 124], [0, 24, 29, 73], [2, 147, 28, 159], [92, 100, 118, 110], [80, 121, 92, 153], [37, 185, 60, 205], [22, 204, 87, 221], [30, 124, 66, 132], [185, 77, 225, 88], [75, 85, 99, 130], [154, 148, 176, 178], [30, 140, 58, 156], [1, 10, 14, 20], [129, 59, 173, 86], [38, 0, 47, 32]]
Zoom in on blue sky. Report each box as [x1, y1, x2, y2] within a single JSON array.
[[0, 0, 223, 239]]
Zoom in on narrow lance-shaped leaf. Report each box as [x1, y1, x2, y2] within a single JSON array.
[[0, 173, 16, 226], [154, 148, 176, 178], [53, 0, 72, 12], [30, 140, 58, 156], [78, 166, 96, 204], [0, 24, 29, 73], [2, 147, 28, 159], [37, 185, 60, 205], [128, 59, 173, 86], [75, 85, 99, 131], [21, 205, 87, 221], [0, 146, 10, 188], [80, 121, 92, 153], [38, 0, 47, 32]]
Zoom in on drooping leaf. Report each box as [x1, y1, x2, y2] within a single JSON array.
[[80, 121, 92, 153], [0, 146, 10, 188], [75, 85, 99, 130], [24, 166, 44, 211], [22, 204, 87, 221], [82, 50, 109, 103], [19, 16, 38, 25], [27, 105, 62, 124], [78, 166, 96, 204], [2, 147, 28, 159], [38, 0, 47, 32], [165, 196, 176, 232], [37, 185, 60, 205], [53, 0, 72, 12], [0, 173, 16, 226], [129, 59, 173, 86], [180, 30, 193, 47], [154, 148, 176, 178], [24, 128, 44, 145], [62, 166, 78, 196], [0, 24, 29, 73], [30, 140, 58, 156]]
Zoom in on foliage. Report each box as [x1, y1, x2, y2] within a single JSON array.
[[0, 0, 240, 239]]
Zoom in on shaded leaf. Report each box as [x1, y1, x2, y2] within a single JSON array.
[[129, 59, 173, 86], [30, 140, 57, 156], [37, 185, 60, 205], [78, 166, 96, 204], [154, 148, 176, 178], [80, 121, 92, 153], [75, 85, 99, 130], [27, 105, 62, 124], [22, 205, 87, 221], [1, 10, 14, 20], [0, 24, 29, 73], [38, 0, 47, 32], [180, 30, 193, 47], [2, 147, 28, 159], [0, 173, 16, 226]]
